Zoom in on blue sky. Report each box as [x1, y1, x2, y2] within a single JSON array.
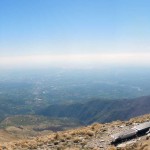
[[0, 0, 150, 68]]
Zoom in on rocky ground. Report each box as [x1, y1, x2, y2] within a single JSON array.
[[0, 114, 150, 150]]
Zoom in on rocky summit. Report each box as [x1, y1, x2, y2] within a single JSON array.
[[0, 114, 150, 150]]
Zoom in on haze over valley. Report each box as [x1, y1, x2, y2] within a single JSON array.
[[0, 67, 150, 124]]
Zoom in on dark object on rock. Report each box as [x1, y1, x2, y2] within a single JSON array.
[[111, 121, 150, 145]]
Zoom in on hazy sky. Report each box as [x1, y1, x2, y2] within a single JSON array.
[[0, 0, 150, 68]]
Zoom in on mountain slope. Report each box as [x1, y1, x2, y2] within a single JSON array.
[[38, 96, 150, 124], [0, 115, 82, 144], [1, 114, 150, 150]]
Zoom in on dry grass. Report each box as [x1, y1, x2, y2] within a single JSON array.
[[0, 114, 150, 150]]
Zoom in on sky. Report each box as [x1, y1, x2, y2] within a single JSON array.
[[0, 0, 150, 68]]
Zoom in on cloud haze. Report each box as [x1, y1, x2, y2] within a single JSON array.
[[0, 53, 150, 69]]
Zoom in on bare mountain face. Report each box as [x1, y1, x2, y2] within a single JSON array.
[[0, 114, 150, 150], [38, 96, 150, 124]]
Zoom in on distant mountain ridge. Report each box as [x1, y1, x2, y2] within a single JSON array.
[[38, 96, 150, 124]]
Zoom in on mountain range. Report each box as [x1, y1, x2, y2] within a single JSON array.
[[38, 96, 150, 124]]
